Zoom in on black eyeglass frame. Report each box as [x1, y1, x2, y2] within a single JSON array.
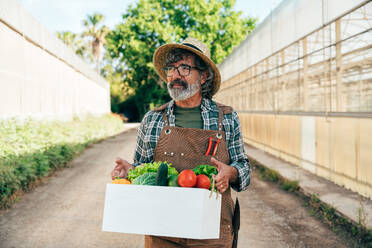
[[163, 64, 201, 77]]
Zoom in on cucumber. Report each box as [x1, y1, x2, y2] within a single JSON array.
[[156, 162, 168, 186]]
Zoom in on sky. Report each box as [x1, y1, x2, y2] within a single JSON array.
[[16, 0, 283, 34]]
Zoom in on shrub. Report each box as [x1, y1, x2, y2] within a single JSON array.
[[0, 113, 125, 208]]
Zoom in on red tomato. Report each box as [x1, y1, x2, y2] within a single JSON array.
[[196, 174, 211, 189], [178, 170, 197, 187]]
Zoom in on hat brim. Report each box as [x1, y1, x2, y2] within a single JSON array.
[[153, 43, 221, 96]]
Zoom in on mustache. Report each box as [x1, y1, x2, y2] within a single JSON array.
[[169, 79, 188, 89]]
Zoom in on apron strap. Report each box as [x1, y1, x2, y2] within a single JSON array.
[[153, 102, 170, 127], [218, 106, 223, 131], [162, 110, 169, 126]]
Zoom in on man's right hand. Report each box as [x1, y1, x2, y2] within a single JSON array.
[[111, 158, 135, 180]]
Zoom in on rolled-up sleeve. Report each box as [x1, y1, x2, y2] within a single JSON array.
[[133, 112, 154, 166]]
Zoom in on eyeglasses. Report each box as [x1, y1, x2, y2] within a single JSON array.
[[163, 64, 200, 77]]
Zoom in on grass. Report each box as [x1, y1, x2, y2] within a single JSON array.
[[253, 159, 299, 192], [306, 194, 372, 248]]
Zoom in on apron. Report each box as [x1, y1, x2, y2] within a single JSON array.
[[145, 103, 235, 248]]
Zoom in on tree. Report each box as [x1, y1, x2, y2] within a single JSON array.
[[106, 0, 256, 120], [82, 13, 109, 74], [57, 31, 76, 50], [57, 31, 89, 58], [102, 63, 135, 114]]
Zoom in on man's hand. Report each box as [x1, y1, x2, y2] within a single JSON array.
[[111, 158, 135, 180], [211, 157, 238, 194]]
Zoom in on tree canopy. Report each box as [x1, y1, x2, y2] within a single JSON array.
[[105, 0, 256, 120], [82, 13, 109, 73], [57, 13, 109, 72], [57, 31, 89, 59]]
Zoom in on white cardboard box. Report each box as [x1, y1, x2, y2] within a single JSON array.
[[102, 184, 221, 239]]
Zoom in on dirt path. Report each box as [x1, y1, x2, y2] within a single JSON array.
[[0, 127, 351, 248], [233, 170, 351, 248]]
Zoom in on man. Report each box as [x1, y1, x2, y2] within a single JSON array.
[[111, 37, 250, 248]]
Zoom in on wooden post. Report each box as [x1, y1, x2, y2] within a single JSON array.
[[281, 50, 286, 111], [250, 68, 253, 110], [275, 53, 279, 112], [335, 19, 343, 112], [266, 58, 270, 111], [246, 69, 250, 110], [303, 38, 309, 111], [254, 65, 258, 110], [359, 67, 362, 111], [322, 26, 328, 113]]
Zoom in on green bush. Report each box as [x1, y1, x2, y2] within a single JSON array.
[[0, 114, 125, 208], [0, 165, 19, 204]]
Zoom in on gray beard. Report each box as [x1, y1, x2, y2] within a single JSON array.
[[167, 80, 201, 101]]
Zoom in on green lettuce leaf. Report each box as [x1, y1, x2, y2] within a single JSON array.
[[193, 164, 218, 180], [127, 161, 178, 182]]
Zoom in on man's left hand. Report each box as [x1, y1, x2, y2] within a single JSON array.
[[211, 157, 238, 194]]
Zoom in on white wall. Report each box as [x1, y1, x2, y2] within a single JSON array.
[[0, 0, 110, 121]]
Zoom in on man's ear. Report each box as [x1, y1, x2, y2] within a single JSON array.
[[200, 71, 208, 85]]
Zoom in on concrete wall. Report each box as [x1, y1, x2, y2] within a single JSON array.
[[0, 0, 110, 121], [240, 113, 372, 198]]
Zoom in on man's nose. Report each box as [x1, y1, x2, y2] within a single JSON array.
[[170, 69, 182, 80]]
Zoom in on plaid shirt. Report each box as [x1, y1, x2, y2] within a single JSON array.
[[134, 98, 250, 192]]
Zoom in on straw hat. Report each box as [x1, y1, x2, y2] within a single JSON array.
[[153, 37, 221, 96]]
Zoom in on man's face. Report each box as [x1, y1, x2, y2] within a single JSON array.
[[166, 55, 206, 101]]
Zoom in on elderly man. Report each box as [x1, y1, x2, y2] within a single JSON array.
[[111, 37, 250, 248]]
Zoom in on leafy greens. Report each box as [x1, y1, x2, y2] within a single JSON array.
[[193, 164, 218, 180], [127, 161, 178, 182]]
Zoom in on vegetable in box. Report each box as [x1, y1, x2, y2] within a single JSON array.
[[193, 164, 218, 191], [127, 161, 178, 182], [132, 172, 157, 185]]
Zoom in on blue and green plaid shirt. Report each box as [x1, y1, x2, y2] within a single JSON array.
[[133, 98, 250, 192]]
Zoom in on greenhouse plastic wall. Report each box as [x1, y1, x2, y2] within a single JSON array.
[[0, 0, 110, 121], [216, 0, 372, 199], [219, 0, 367, 82]]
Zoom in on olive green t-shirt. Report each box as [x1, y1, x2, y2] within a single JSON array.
[[174, 104, 203, 129]]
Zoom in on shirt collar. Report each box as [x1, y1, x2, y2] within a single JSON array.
[[201, 98, 215, 112], [165, 98, 218, 128], [166, 98, 216, 112]]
